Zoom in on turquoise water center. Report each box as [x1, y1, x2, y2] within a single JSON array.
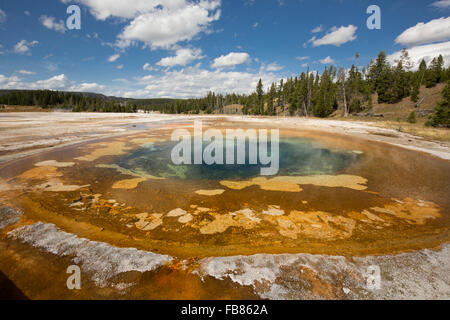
[[113, 137, 362, 180]]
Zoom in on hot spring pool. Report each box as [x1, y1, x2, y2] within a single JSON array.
[[111, 137, 361, 181], [1, 124, 448, 259], [0, 121, 449, 300]]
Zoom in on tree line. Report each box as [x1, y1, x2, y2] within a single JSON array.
[[0, 50, 449, 127], [141, 50, 449, 127], [0, 90, 138, 113]]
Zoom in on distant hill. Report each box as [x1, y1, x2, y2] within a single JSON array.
[[329, 83, 446, 122], [130, 98, 181, 106], [0, 89, 181, 107], [0, 89, 125, 101]]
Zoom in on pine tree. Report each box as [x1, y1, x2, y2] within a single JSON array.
[[407, 111, 417, 124], [435, 55, 444, 83], [425, 57, 443, 88], [267, 83, 277, 115], [370, 51, 392, 103], [411, 81, 420, 103], [429, 80, 450, 127], [390, 61, 409, 103], [418, 59, 427, 85], [256, 79, 264, 115]]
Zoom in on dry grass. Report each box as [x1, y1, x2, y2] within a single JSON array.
[[0, 105, 51, 112], [371, 121, 450, 142], [370, 84, 445, 120], [333, 83, 449, 142]]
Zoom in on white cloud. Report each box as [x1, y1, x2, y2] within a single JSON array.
[[16, 70, 36, 75], [0, 73, 106, 93], [395, 17, 450, 46], [261, 62, 284, 72], [63, 1, 221, 50], [108, 54, 120, 62], [74, 82, 106, 92], [0, 61, 285, 99], [0, 9, 6, 24], [117, 1, 221, 50], [39, 15, 66, 33], [24, 10, 31, 16], [61, 0, 174, 20], [143, 63, 157, 72], [253, 22, 259, 29], [319, 56, 335, 64], [211, 52, 251, 69], [296, 56, 309, 61], [117, 64, 124, 70], [122, 65, 279, 98], [156, 48, 204, 67], [0, 75, 21, 89], [387, 41, 450, 70], [431, 0, 450, 8], [311, 25, 323, 33], [30, 74, 71, 90], [14, 40, 39, 55], [308, 25, 357, 47]]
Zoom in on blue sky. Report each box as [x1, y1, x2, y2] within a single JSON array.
[[0, 0, 449, 98]]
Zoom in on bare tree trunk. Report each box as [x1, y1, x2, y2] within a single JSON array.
[[307, 74, 311, 117], [342, 82, 348, 117], [338, 68, 348, 117], [302, 101, 308, 117]]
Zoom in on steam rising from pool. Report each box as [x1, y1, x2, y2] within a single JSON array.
[[116, 137, 361, 180]]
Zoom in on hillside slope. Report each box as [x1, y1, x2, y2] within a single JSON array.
[[366, 83, 445, 121]]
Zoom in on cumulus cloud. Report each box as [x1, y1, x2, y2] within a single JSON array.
[[387, 41, 450, 70], [14, 40, 39, 54], [143, 63, 157, 71], [74, 82, 106, 92], [0, 75, 21, 89], [296, 56, 309, 61], [1, 62, 284, 99], [118, 2, 220, 49], [308, 25, 357, 47], [30, 74, 70, 90], [157, 48, 204, 67], [63, 0, 221, 50], [108, 54, 120, 62], [211, 52, 251, 69], [122, 65, 279, 98], [261, 62, 284, 72], [319, 56, 335, 64], [431, 0, 450, 8], [0, 73, 106, 93], [61, 0, 171, 20], [311, 25, 323, 33], [39, 15, 66, 33], [395, 17, 450, 46]]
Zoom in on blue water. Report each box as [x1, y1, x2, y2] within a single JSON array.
[[115, 137, 361, 180]]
